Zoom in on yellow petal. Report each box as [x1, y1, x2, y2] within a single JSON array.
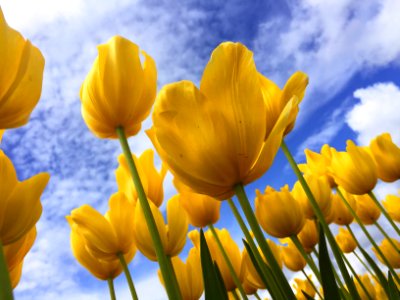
[[9, 261, 23, 289], [1, 172, 49, 245], [3, 226, 36, 270], [0, 130, 4, 142], [165, 195, 188, 256]]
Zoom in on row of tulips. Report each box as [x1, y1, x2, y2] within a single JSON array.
[[1, 5, 400, 300]]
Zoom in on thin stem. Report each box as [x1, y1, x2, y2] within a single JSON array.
[[232, 289, 240, 300], [301, 270, 323, 300], [342, 254, 373, 300], [107, 278, 117, 300], [375, 221, 400, 253], [209, 224, 248, 300], [254, 292, 262, 300], [118, 253, 138, 300], [290, 236, 321, 284], [0, 242, 13, 300], [234, 184, 296, 300], [352, 250, 376, 279], [281, 141, 361, 300], [116, 127, 182, 300], [227, 199, 285, 300], [336, 188, 400, 284], [368, 191, 400, 236]]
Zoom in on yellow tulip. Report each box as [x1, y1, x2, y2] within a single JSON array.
[[373, 238, 400, 269], [297, 219, 319, 253], [293, 276, 316, 300], [68, 218, 135, 280], [0, 8, 45, 129], [255, 186, 305, 238], [0, 130, 4, 142], [0, 150, 49, 245], [3, 227, 36, 271], [329, 141, 377, 195], [116, 149, 167, 207], [134, 195, 188, 261], [370, 133, 400, 182], [299, 145, 336, 187], [383, 193, 400, 222], [354, 274, 376, 300], [9, 261, 23, 289], [354, 194, 381, 225], [280, 238, 306, 272], [331, 190, 357, 226], [67, 192, 136, 261], [335, 228, 357, 253], [80, 36, 157, 139], [158, 247, 203, 300], [374, 278, 388, 300], [259, 71, 308, 135], [174, 178, 221, 228], [189, 228, 243, 291], [148, 42, 300, 200], [292, 174, 332, 219]]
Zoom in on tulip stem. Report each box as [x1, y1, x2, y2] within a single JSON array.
[[0, 242, 13, 300], [232, 290, 240, 300], [107, 278, 117, 300], [227, 199, 285, 300], [301, 270, 322, 300], [254, 292, 262, 300], [375, 221, 400, 253], [290, 236, 321, 283], [234, 184, 296, 300], [209, 224, 248, 300], [116, 127, 182, 300], [117, 253, 138, 300], [281, 141, 361, 299], [336, 188, 400, 284], [352, 249, 376, 279], [368, 191, 400, 236], [342, 254, 374, 300]]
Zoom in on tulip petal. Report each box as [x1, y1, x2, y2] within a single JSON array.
[[166, 195, 188, 256], [3, 227, 36, 270]]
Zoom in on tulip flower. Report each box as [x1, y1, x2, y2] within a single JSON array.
[[354, 274, 376, 300], [80, 35, 157, 139], [189, 228, 243, 291], [292, 174, 332, 219], [299, 145, 336, 187], [255, 186, 305, 238], [383, 193, 400, 222], [280, 238, 306, 272], [297, 219, 319, 253], [354, 194, 381, 225], [67, 192, 136, 261], [148, 42, 300, 199], [293, 276, 316, 300], [259, 71, 308, 135], [0, 8, 45, 129], [9, 261, 23, 289], [68, 218, 135, 280], [158, 248, 203, 300], [370, 133, 400, 182], [329, 141, 377, 195], [134, 195, 188, 261], [373, 238, 400, 269], [335, 228, 357, 253], [332, 190, 357, 226], [174, 178, 221, 228], [116, 149, 167, 206], [3, 227, 36, 271], [0, 150, 49, 245]]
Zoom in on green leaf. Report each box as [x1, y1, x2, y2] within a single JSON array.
[[339, 287, 352, 300], [318, 225, 341, 300], [387, 272, 400, 300], [200, 229, 228, 300]]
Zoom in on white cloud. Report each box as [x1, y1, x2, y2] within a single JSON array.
[[347, 82, 400, 145]]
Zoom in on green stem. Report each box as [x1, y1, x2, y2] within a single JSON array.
[[368, 191, 400, 236], [301, 269, 323, 300], [281, 141, 360, 300], [375, 221, 400, 253], [342, 254, 373, 300], [116, 127, 182, 300], [232, 289, 240, 300], [209, 224, 248, 299], [0, 242, 13, 300], [352, 249, 376, 279], [118, 253, 138, 300], [290, 236, 321, 283], [227, 199, 285, 299], [254, 292, 262, 300], [336, 188, 400, 284], [234, 184, 296, 300], [107, 278, 117, 300]]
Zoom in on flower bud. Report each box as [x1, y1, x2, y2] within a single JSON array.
[[331, 190, 357, 226], [370, 133, 400, 182], [335, 228, 357, 253], [297, 220, 319, 253], [354, 194, 381, 225]]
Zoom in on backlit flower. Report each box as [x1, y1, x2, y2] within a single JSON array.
[[331, 190, 357, 226], [80, 36, 157, 138], [280, 238, 306, 272], [297, 220, 319, 253], [383, 192, 400, 222], [354, 194, 381, 225], [335, 228, 357, 253]]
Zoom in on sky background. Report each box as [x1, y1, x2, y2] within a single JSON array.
[[1, 0, 400, 299]]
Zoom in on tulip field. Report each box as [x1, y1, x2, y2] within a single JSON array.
[[1, 4, 400, 300]]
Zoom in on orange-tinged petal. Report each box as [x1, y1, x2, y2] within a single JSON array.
[[3, 226, 36, 270], [0, 130, 4, 142], [0, 150, 18, 211], [9, 261, 23, 289], [165, 195, 188, 257]]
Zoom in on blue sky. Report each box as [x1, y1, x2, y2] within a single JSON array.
[[1, 0, 400, 299]]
